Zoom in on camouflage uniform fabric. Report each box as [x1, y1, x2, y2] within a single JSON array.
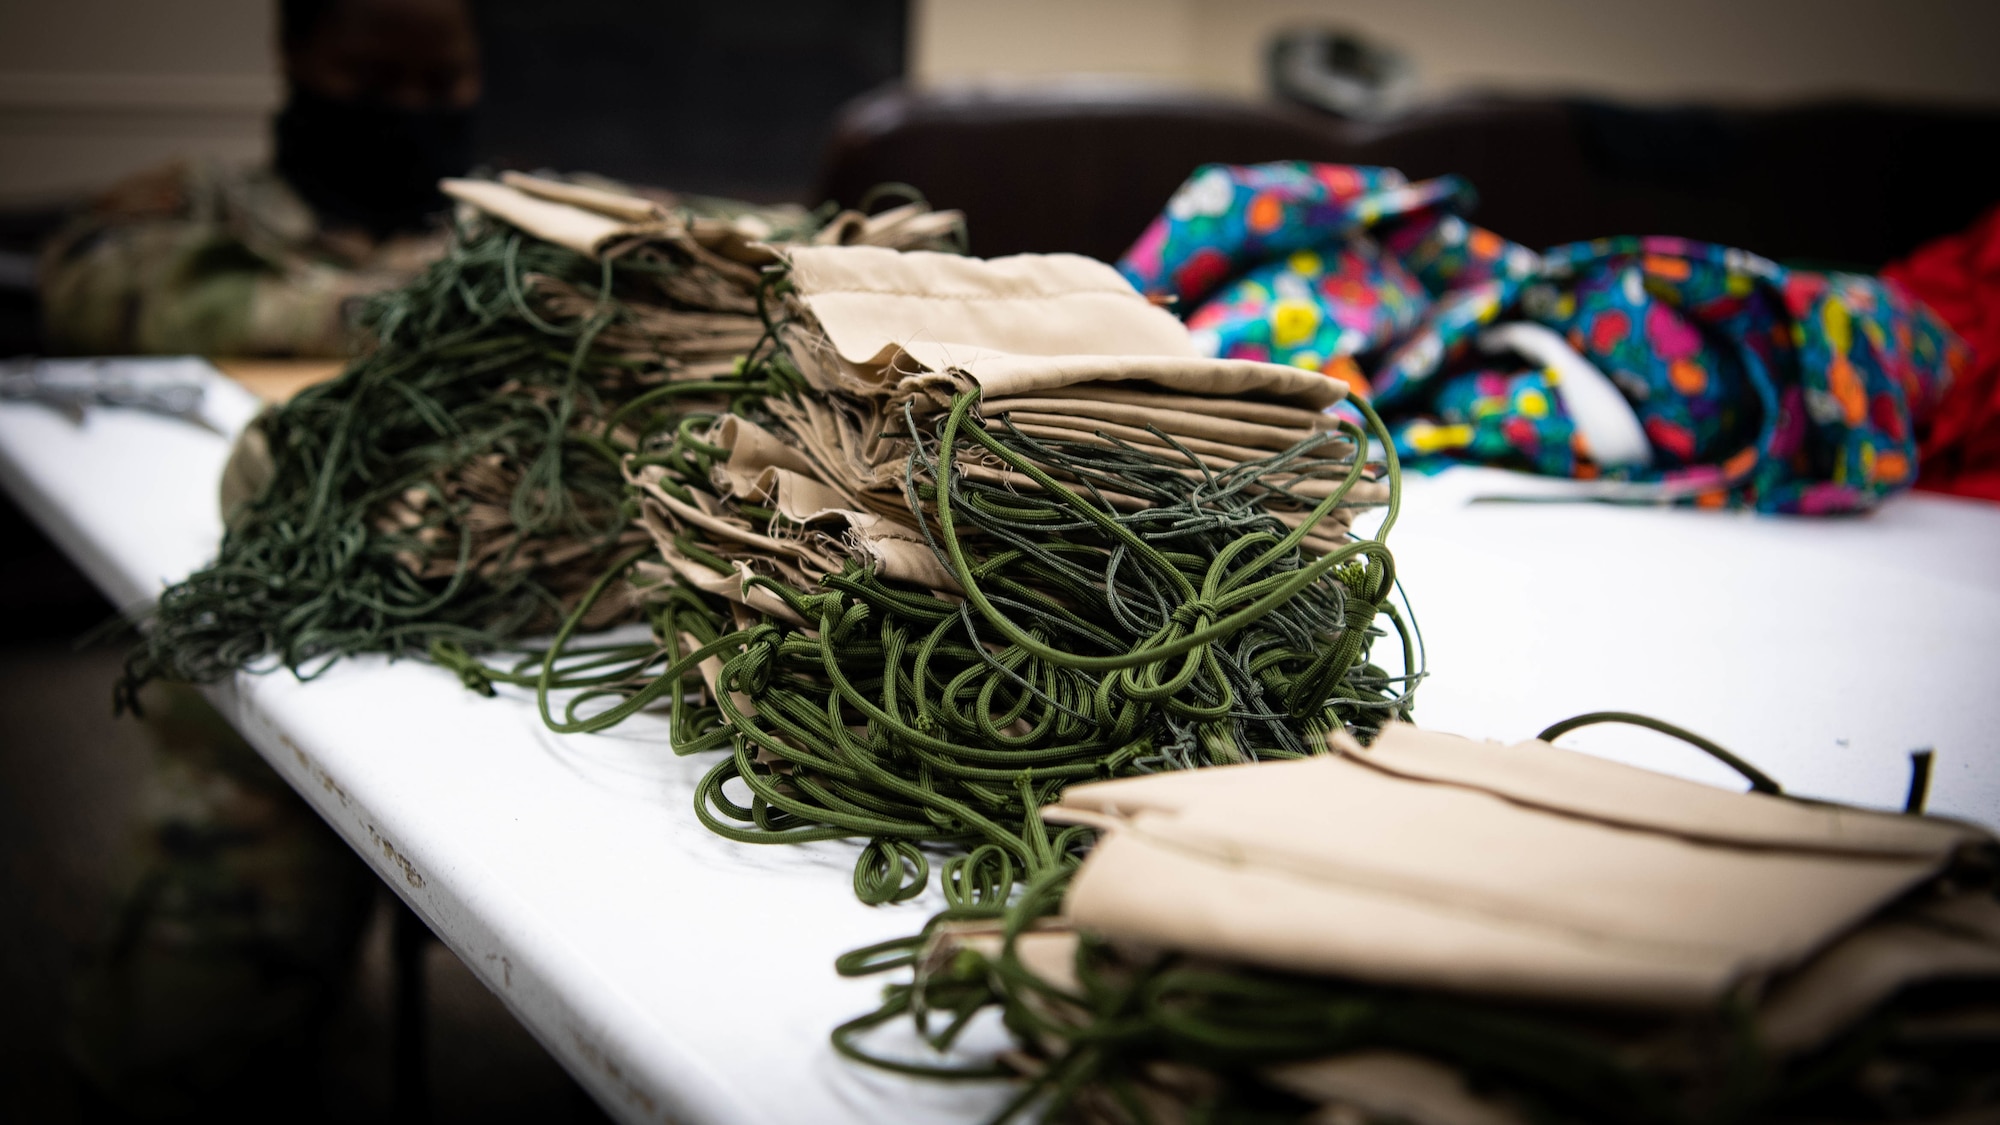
[[38, 159, 441, 358]]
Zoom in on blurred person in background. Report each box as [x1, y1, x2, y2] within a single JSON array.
[[49, 0, 478, 1115], [37, 0, 479, 358]]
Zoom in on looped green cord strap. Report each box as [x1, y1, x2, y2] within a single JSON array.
[[856, 839, 930, 904], [1537, 710, 1783, 794]]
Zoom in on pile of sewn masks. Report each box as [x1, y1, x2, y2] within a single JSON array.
[[1118, 162, 1969, 514], [464, 237, 1413, 904], [123, 172, 963, 701], [864, 723, 2000, 1124]]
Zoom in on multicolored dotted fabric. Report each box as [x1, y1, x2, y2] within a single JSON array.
[[1119, 161, 1966, 513]]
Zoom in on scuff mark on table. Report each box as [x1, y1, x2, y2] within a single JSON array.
[[368, 825, 427, 888]]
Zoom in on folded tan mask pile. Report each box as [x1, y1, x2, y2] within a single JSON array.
[[967, 724, 2000, 1125], [628, 244, 1384, 618], [442, 172, 964, 380], [343, 174, 969, 619]]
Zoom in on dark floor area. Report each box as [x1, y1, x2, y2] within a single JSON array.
[[0, 497, 613, 1121]]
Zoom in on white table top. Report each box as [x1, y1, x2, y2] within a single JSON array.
[[4, 359, 1997, 1124]]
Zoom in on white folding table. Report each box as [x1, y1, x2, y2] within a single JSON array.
[[3, 358, 1995, 1124]]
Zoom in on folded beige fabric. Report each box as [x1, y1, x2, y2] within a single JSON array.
[[924, 725, 2000, 1124], [785, 244, 1195, 364], [498, 169, 662, 222], [1756, 889, 2000, 1053], [1054, 723, 1988, 1011], [444, 175, 965, 263], [442, 177, 657, 258], [781, 245, 1345, 410], [632, 244, 1383, 625]]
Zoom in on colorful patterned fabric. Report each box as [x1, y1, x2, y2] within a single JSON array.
[[1119, 162, 1967, 514]]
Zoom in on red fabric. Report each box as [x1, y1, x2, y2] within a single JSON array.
[[1882, 203, 2000, 502]]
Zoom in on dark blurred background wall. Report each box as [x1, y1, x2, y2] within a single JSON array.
[[469, 0, 906, 201], [909, 0, 2000, 105], [0, 0, 911, 359], [0, 0, 908, 208], [5, 0, 1998, 214]]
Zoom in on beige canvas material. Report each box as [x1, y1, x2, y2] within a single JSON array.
[[927, 901, 2000, 1124], [1756, 892, 2000, 1053], [811, 201, 965, 251], [702, 413, 959, 592], [935, 925, 1081, 992], [735, 466, 851, 522], [402, 182, 982, 637], [450, 176, 964, 267], [534, 279, 768, 366], [936, 729, 1995, 1122], [710, 415, 828, 488], [218, 410, 276, 530], [1055, 724, 1988, 1009], [1355, 725, 1980, 858], [633, 414, 964, 609], [780, 245, 1346, 411], [647, 486, 831, 570], [761, 395, 910, 499], [464, 173, 784, 264], [1064, 813, 1763, 1008], [637, 543, 802, 626], [442, 178, 643, 257], [633, 243, 1385, 644], [498, 170, 663, 223], [784, 245, 1196, 365]]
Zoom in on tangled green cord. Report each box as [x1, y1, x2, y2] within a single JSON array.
[[119, 217, 789, 711], [484, 350, 1416, 907], [134, 186, 1423, 940]]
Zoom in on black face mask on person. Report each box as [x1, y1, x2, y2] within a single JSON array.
[[274, 88, 473, 238]]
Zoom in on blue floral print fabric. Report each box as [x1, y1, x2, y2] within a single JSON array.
[[1118, 161, 1965, 513]]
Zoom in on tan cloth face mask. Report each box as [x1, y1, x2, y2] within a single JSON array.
[[915, 725, 1999, 1125], [778, 243, 1347, 412], [442, 174, 963, 262], [1052, 722, 1992, 1013]]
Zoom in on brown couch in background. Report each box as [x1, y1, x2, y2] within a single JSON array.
[[816, 83, 2000, 270]]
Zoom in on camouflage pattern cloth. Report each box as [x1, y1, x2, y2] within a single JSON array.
[[66, 683, 377, 1116], [38, 159, 443, 358]]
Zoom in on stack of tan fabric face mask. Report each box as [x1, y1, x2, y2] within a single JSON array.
[[629, 243, 1383, 624], [928, 725, 2000, 1125], [235, 174, 963, 548], [443, 173, 964, 402], [570, 236, 1407, 899], [367, 175, 969, 624], [151, 171, 975, 703]]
